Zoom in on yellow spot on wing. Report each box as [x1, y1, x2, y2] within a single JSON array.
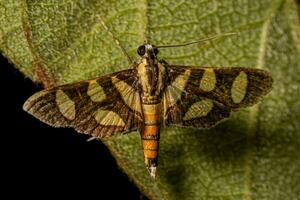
[[94, 109, 125, 126], [111, 76, 141, 113], [183, 99, 213, 120], [231, 71, 248, 103], [199, 69, 216, 92], [87, 80, 106, 102], [173, 70, 191, 91], [56, 90, 76, 120], [165, 70, 191, 105], [163, 70, 191, 118]]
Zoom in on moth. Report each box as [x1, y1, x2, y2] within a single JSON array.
[[23, 35, 273, 178]]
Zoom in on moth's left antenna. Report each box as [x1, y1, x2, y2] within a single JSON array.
[[97, 15, 133, 65]]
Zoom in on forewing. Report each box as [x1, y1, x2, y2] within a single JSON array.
[[23, 69, 142, 138], [163, 65, 273, 128]]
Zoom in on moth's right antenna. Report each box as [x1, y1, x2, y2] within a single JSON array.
[[156, 32, 238, 48]]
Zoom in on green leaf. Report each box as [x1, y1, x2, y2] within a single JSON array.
[[1, 0, 300, 199]]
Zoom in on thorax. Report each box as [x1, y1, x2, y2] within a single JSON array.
[[136, 58, 166, 104]]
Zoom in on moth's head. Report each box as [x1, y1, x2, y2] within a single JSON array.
[[137, 44, 159, 58]]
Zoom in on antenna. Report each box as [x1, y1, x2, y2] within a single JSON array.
[[156, 32, 238, 48]]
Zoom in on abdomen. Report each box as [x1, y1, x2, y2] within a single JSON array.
[[141, 102, 161, 177]]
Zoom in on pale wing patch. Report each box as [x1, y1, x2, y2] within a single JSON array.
[[163, 87, 178, 120], [94, 109, 125, 126], [163, 86, 179, 108], [163, 70, 191, 118], [164, 70, 191, 105], [231, 71, 248, 103], [111, 77, 141, 113], [172, 70, 191, 92], [87, 80, 106, 102], [183, 99, 214, 121], [56, 90, 76, 120], [199, 68, 216, 92]]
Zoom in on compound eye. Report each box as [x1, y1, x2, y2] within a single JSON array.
[[137, 45, 146, 56]]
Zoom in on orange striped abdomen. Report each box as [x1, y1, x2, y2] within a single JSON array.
[[141, 103, 161, 177]]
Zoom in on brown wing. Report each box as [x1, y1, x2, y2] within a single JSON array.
[[163, 65, 273, 128], [23, 69, 143, 138]]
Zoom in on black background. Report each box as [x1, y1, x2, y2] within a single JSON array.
[[1, 54, 146, 199]]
